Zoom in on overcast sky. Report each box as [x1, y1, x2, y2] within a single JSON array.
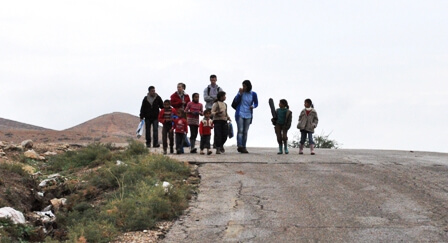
[[1, 1, 447, 153]]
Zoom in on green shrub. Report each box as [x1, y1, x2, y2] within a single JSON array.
[[289, 131, 340, 149], [47, 143, 112, 171]]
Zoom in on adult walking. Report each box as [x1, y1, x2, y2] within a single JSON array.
[[170, 82, 191, 112], [232, 80, 258, 153], [203, 74, 223, 110], [139, 86, 164, 148], [204, 74, 224, 148]]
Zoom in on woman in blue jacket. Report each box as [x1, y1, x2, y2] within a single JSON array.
[[232, 80, 258, 153]]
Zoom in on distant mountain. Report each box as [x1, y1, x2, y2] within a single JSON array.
[[0, 117, 52, 131], [0, 112, 153, 144]]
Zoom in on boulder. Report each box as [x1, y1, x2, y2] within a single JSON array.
[[0, 141, 4, 147], [0, 207, 26, 224], [24, 149, 46, 160], [0, 149, 5, 157], [50, 198, 67, 212], [21, 139, 34, 149]]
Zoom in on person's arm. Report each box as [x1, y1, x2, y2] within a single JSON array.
[[158, 110, 164, 124], [139, 97, 146, 120], [252, 92, 259, 109], [170, 93, 182, 109], [157, 96, 164, 109], [313, 111, 319, 128], [204, 87, 215, 103]]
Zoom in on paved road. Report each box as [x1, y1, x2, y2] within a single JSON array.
[[161, 147, 448, 242]]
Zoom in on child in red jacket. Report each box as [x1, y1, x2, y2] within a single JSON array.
[[158, 100, 176, 154], [171, 109, 188, 154], [199, 109, 214, 155]]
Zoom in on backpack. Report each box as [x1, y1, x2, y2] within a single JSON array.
[[207, 86, 221, 96]]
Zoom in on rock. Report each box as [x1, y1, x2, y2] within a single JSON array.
[[0, 207, 26, 224], [0, 141, 4, 147], [30, 210, 56, 223], [0, 149, 5, 157], [44, 151, 57, 156], [24, 149, 46, 160], [50, 198, 67, 212], [5, 144, 21, 151], [21, 140, 34, 149]]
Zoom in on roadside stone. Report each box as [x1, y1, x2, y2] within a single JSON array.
[[24, 149, 46, 160], [21, 139, 34, 149], [0, 207, 26, 224]]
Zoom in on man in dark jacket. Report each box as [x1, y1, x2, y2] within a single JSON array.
[[140, 86, 164, 147]]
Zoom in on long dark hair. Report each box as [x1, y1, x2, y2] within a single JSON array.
[[215, 91, 226, 102], [192, 93, 199, 103], [280, 99, 289, 109], [242, 80, 252, 92]]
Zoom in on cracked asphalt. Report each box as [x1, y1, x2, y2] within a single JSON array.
[[161, 147, 448, 242]]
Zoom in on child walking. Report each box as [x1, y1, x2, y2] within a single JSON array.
[[211, 91, 231, 154], [199, 109, 214, 155], [158, 100, 176, 154], [274, 99, 292, 154], [185, 93, 203, 153], [297, 98, 319, 155], [172, 109, 188, 154]]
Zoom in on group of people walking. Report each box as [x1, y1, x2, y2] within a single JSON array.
[[139, 74, 318, 155]]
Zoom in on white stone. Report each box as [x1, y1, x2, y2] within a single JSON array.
[[21, 140, 33, 149], [44, 151, 57, 156], [0, 207, 26, 224]]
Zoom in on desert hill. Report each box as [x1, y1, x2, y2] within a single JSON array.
[[0, 117, 52, 131], [0, 112, 155, 144]]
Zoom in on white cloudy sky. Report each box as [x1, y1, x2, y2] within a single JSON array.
[[1, 1, 447, 153]]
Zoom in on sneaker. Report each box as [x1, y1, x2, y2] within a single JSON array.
[[191, 148, 197, 153], [207, 151, 213, 155], [220, 147, 225, 153]]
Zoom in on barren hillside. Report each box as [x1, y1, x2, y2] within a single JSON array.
[[0, 112, 158, 144]]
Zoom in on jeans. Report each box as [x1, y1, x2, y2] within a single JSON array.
[[237, 117, 251, 148], [300, 131, 315, 145], [214, 120, 228, 149], [145, 119, 159, 146], [175, 133, 185, 153], [189, 125, 198, 148]]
